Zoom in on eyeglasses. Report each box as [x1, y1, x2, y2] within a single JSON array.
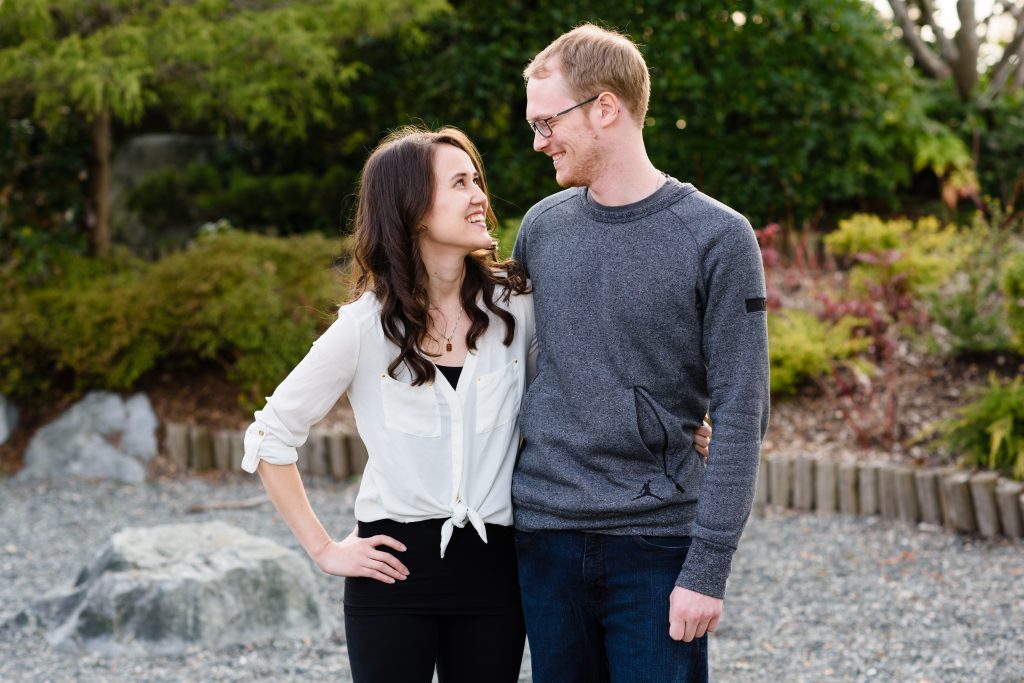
[[528, 95, 599, 138]]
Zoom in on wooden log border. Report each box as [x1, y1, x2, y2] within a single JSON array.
[[164, 421, 368, 479], [752, 456, 1024, 541]]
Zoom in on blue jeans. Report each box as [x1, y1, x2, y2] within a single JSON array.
[[515, 530, 708, 683]]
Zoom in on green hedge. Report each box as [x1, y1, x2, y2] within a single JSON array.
[[0, 230, 346, 406], [390, 0, 932, 226]]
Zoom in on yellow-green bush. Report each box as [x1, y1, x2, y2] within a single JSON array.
[[824, 213, 963, 296], [0, 230, 346, 406], [768, 309, 869, 396]]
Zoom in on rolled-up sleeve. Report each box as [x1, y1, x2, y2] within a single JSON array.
[[241, 308, 362, 473]]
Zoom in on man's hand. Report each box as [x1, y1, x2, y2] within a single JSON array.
[[669, 586, 722, 642]]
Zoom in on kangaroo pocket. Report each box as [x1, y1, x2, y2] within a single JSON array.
[[380, 374, 441, 438], [474, 359, 522, 433], [633, 386, 700, 499]]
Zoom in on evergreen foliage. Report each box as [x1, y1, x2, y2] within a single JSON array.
[[0, 229, 346, 407], [0, 0, 448, 254]]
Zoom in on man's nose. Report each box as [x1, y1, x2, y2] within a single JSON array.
[[533, 129, 549, 152]]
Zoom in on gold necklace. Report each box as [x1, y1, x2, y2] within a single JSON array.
[[431, 305, 464, 353]]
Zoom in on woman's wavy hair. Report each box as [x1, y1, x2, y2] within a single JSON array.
[[350, 126, 530, 385]]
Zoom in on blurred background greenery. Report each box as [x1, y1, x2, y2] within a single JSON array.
[[1, 0, 1023, 476]]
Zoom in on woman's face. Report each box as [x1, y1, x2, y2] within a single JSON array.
[[418, 144, 493, 255]]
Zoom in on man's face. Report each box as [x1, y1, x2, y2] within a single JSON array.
[[526, 69, 603, 188]]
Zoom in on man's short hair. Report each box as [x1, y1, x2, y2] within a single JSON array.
[[524, 23, 650, 127]]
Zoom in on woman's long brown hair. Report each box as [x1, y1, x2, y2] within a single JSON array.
[[350, 126, 530, 385]]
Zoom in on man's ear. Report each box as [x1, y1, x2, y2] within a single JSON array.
[[596, 91, 621, 128]]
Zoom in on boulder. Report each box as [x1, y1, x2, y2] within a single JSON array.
[[17, 392, 158, 483], [0, 393, 17, 445], [16, 522, 327, 656]]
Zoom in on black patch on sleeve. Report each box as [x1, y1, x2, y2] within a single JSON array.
[[745, 297, 767, 313]]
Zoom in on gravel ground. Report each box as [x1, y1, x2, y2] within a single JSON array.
[[1, 475, 1022, 682]]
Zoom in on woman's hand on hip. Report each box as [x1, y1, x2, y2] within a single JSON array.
[[313, 534, 410, 583], [694, 420, 712, 461]]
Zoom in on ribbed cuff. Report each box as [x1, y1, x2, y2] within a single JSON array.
[[675, 537, 735, 599]]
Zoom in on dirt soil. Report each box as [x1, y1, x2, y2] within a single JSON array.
[[763, 352, 1023, 467]]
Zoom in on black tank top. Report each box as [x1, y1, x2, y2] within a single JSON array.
[[435, 363, 463, 389]]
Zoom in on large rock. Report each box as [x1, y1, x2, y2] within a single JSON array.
[[17, 392, 158, 483], [0, 393, 17, 445], [17, 522, 327, 656]]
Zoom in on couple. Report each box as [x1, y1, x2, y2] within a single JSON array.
[[241, 24, 769, 683]]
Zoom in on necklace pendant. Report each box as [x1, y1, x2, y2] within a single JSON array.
[[446, 342, 453, 352]]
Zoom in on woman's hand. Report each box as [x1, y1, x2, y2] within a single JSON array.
[[694, 420, 712, 461], [313, 532, 410, 584]]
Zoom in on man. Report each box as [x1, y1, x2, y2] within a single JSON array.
[[512, 24, 770, 682]]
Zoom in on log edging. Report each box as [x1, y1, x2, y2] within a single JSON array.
[[758, 455, 1024, 541], [162, 421, 367, 479]]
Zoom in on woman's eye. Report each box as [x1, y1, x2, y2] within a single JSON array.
[[455, 179, 465, 187]]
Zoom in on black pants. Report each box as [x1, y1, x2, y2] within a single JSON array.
[[343, 518, 525, 682], [344, 611, 526, 682]]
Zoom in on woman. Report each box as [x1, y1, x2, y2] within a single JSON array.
[[241, 126, 712, 682]]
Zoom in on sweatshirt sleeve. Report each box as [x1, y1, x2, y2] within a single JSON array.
[[241, 306, 362, 473], [675, 216, 770, 598]]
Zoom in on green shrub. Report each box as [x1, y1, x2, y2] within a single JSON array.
[[942, 373, 1024, 480], [1004, 251, 1024, 352], [928, 206, 1022, 355], [0, 230, 346, 407], [767, 309, 868, 395], [0, 114, 89, 261]]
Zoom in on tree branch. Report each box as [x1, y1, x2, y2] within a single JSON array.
[[981, 18, 1024, 104], [953, 0, 980, 96], [918, 0, 961, 62], [888, 0, 953, 78], [1001, 0, 1023, 22]]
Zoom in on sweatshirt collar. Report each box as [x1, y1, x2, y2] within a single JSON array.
[[579, 175, 696, 223]]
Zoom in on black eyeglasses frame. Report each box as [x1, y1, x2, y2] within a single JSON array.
[[529, 95, 600, 138]]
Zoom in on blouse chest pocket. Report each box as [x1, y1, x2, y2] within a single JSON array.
[[474, 359, 522, 433], [380, 374, 441, 438]]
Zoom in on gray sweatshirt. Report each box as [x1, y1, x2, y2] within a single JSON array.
[[511, 176, 770, 599]]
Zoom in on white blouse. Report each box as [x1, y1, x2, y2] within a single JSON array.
[[242, 290, 537, 557]]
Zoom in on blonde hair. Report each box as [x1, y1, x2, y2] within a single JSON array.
[[524, 24, 650, 127]]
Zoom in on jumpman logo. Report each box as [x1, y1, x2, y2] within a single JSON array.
[[632, 480, 664, 501]]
